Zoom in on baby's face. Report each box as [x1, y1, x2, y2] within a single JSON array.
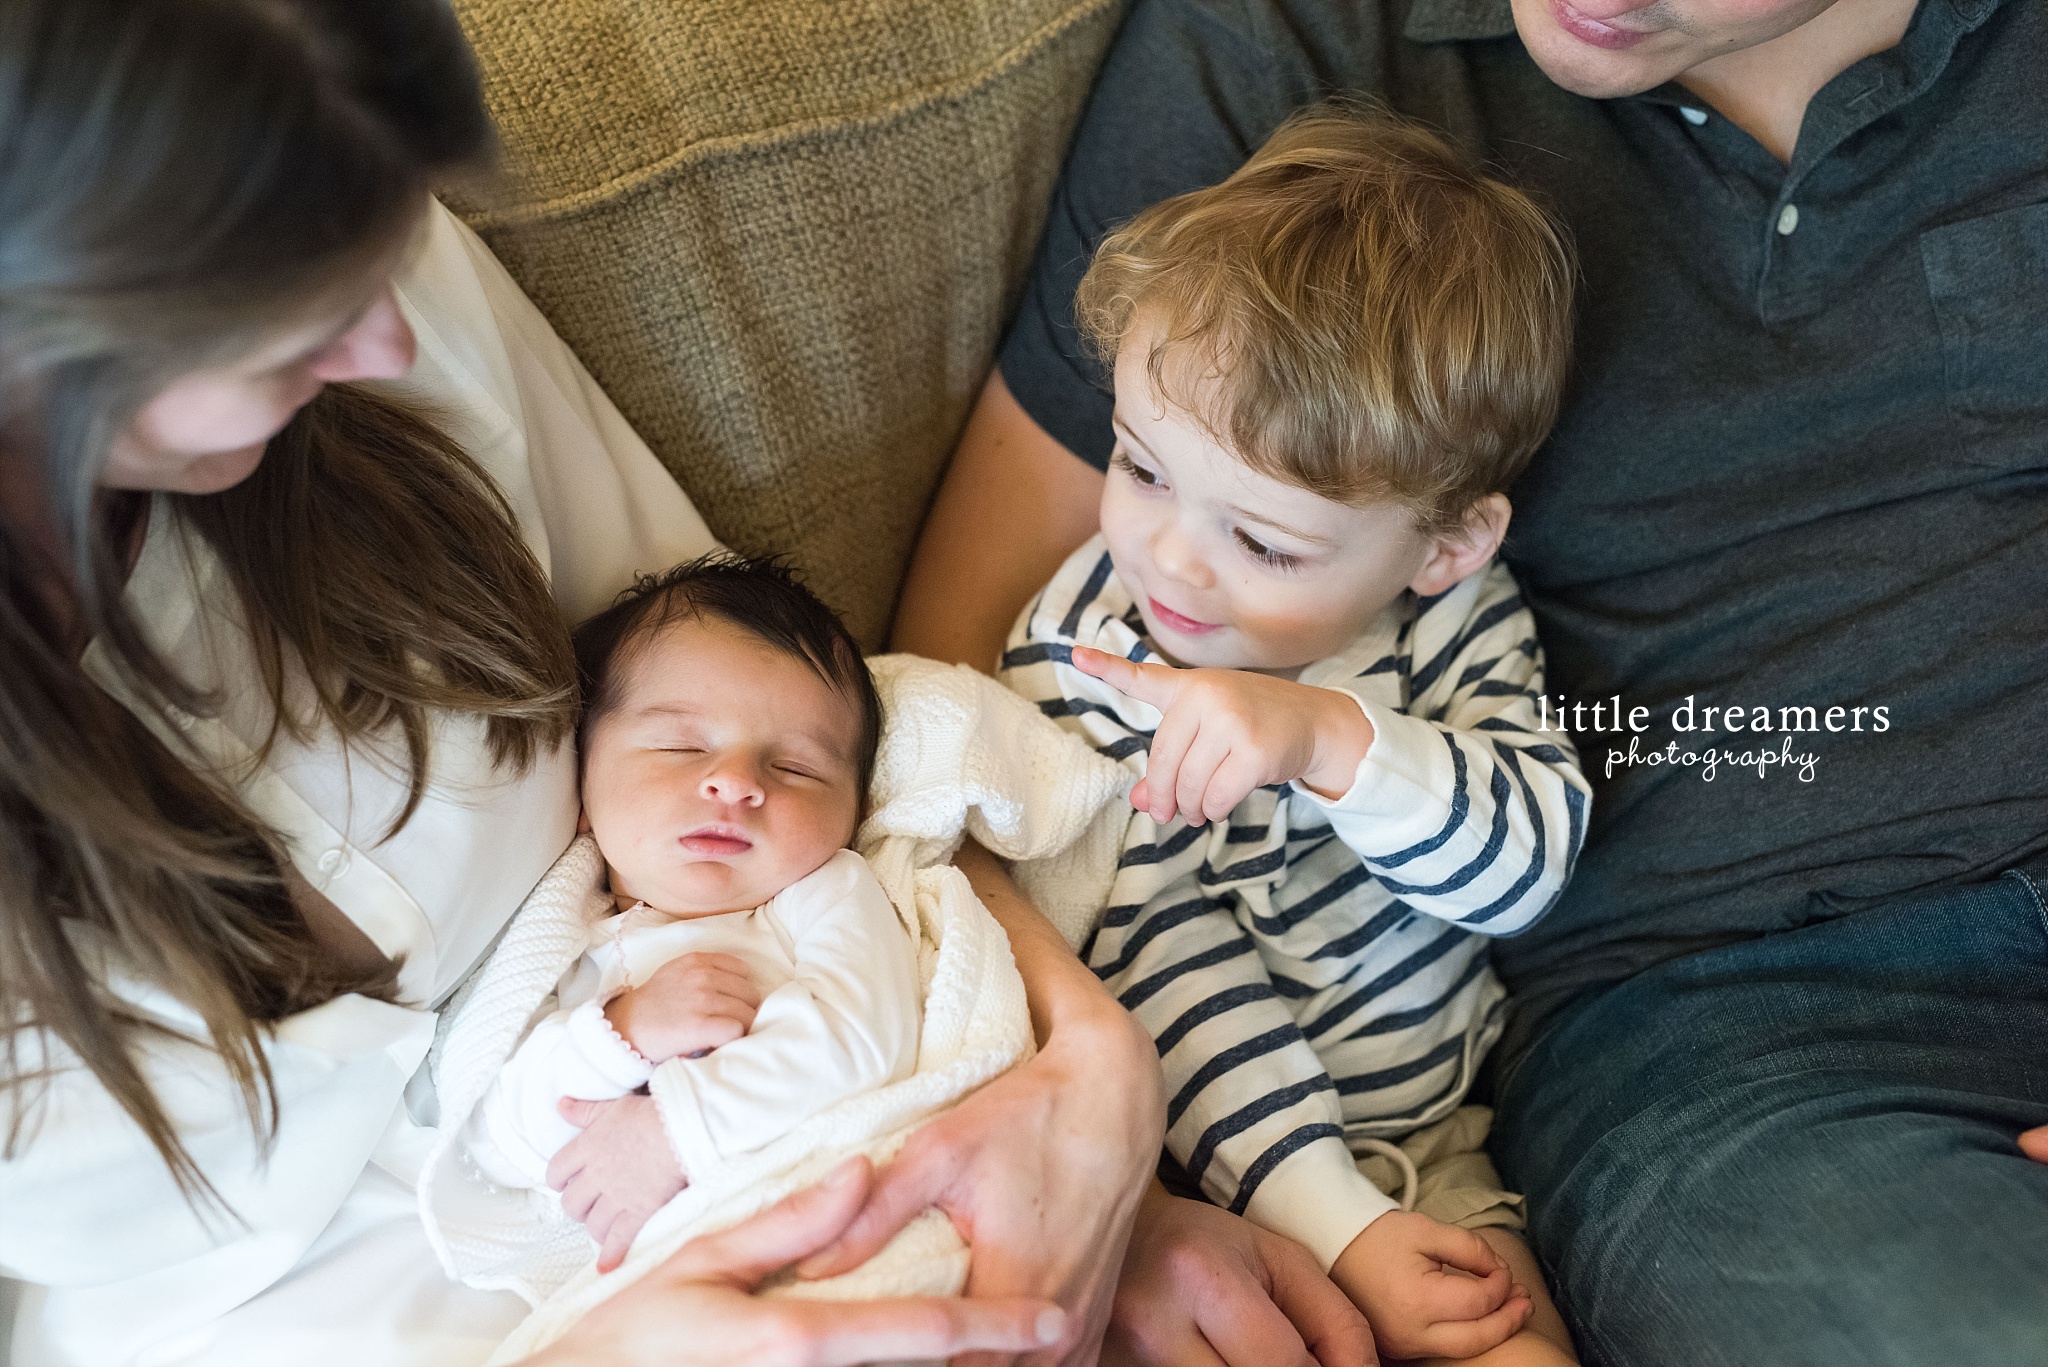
[[581, 615, 864, 917], [1100, 319, 1443, 675]]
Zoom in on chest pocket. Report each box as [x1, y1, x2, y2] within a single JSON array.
[[1921, 201, 2048, 437]]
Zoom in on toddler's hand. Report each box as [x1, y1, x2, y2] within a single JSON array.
[[550, 1094, 688, 1273], [605, 951, 761, 1064], [1330, 1210, 1532, 1361], [1071, 644, 1375, 825]]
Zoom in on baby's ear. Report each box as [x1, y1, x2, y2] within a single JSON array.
[[1410, 494, 1511, 597]]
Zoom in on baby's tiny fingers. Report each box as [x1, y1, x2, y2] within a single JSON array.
[[556, 1095, 604, 1130], [690, 1012, 749, 1051], [546, 1134, 590, 1192], [559, 1175, 601, 1224], [598, 1208, 643, 1274]]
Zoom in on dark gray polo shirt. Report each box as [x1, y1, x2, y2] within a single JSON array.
[[998, 0, 2048, 1049]]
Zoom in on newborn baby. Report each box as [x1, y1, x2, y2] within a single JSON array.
[[465, 554, 916, 1272]]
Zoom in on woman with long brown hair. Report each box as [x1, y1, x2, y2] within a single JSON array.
[[0, 2, 1123, 1363]]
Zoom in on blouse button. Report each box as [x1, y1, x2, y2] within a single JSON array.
[[1776, 203, 1800, 236], [316, 847, 351, 878]]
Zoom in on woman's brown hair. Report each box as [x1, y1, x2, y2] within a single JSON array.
[[0, 1, 576, 1205], [1075, 103, 1575, 535]]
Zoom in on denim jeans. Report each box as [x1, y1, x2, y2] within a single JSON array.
[[1494, 872, 2048, 1366]]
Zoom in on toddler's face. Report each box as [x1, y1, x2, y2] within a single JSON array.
[[1100, 321, 1444, 675], [581, 615, 864, 917]]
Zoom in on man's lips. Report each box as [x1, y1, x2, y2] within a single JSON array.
[[680, 826, 753, 857], [1551, 0, 1652, 49], [1147, 597, 1223, 637]]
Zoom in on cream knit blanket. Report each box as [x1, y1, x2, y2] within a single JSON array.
[[411, 654, 1129, 1362]]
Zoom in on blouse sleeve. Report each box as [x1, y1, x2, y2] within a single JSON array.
[[378, 201, 723, 625], [0, 967, 435, 1289]]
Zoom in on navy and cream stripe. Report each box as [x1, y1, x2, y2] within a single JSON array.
[[1001, 537, 1589, 1266]]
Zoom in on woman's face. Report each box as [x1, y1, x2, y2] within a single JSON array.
[[98, 284, 417, 495]]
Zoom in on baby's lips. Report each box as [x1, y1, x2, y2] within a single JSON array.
[[679, 828, 754, 856]]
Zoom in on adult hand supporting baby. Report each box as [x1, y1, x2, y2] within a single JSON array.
[[1105, 1183, 1376, 1367], [793, 841, 1166, 1366], [2022, 1126, 2048, 1162], [519, 1156, 1065, 1367]]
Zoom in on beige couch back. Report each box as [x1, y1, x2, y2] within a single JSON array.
[[446, 0, 1123, 646]]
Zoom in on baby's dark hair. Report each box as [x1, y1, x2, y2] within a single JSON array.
[[572, 553, 884, 794]]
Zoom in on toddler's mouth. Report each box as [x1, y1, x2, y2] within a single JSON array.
[[1148, 597, 1222, 636], [680, 825, 754, 857]]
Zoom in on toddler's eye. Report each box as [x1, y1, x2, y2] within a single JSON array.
[[1234, 527, 1300, 571], [773, 763, 820, 781], [1111, 449, 1164, 490]]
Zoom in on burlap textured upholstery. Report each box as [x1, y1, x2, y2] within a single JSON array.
[[445, 0, 1124, 646]]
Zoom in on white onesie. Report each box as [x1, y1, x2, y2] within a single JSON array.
[[467, 849, 920, 1187]]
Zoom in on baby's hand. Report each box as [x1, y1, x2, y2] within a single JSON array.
[[1071, 645, 1374, 825], [605, 951, 762, 1064], [550, 1094, 687, 1273], [1331, 1210, 1533, 1361]]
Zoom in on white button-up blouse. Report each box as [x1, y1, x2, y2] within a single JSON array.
[[0, 201, 719, 1365]]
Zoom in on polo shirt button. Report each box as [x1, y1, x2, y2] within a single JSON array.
[[1776, 203, 1800, 236], [316, 847, 351, 877], [1680, 105, 1708, 126]]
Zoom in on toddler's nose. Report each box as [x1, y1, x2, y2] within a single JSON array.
[[1149, 519, 1214, 589]]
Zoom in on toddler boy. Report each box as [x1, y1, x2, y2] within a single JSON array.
[[465, 555, 916, 1273], [1003, 106, 1588, 1363]]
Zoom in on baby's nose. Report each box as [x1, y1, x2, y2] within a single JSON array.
[[700, 762, 766, 806]]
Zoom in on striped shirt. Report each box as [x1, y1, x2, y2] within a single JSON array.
[[1001, 537, 1590, 1268]]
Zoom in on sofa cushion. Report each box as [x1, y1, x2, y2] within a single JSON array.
[[446, 0, 1124, 645]]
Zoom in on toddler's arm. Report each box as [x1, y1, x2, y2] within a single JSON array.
[[1301, 562, 1590, 936], [1057, 561, 1589, 937], [999, 546, 1542, 1346], [648, 852, 920, 1176], [1000, 550, 1402, 1272]]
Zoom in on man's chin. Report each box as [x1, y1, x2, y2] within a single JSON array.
[[1526, 36, 1692, 96], [1510, 0, 1696, 97]]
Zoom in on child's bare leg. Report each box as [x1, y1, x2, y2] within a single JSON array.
[[1391, 1228, 1576, 1367]]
